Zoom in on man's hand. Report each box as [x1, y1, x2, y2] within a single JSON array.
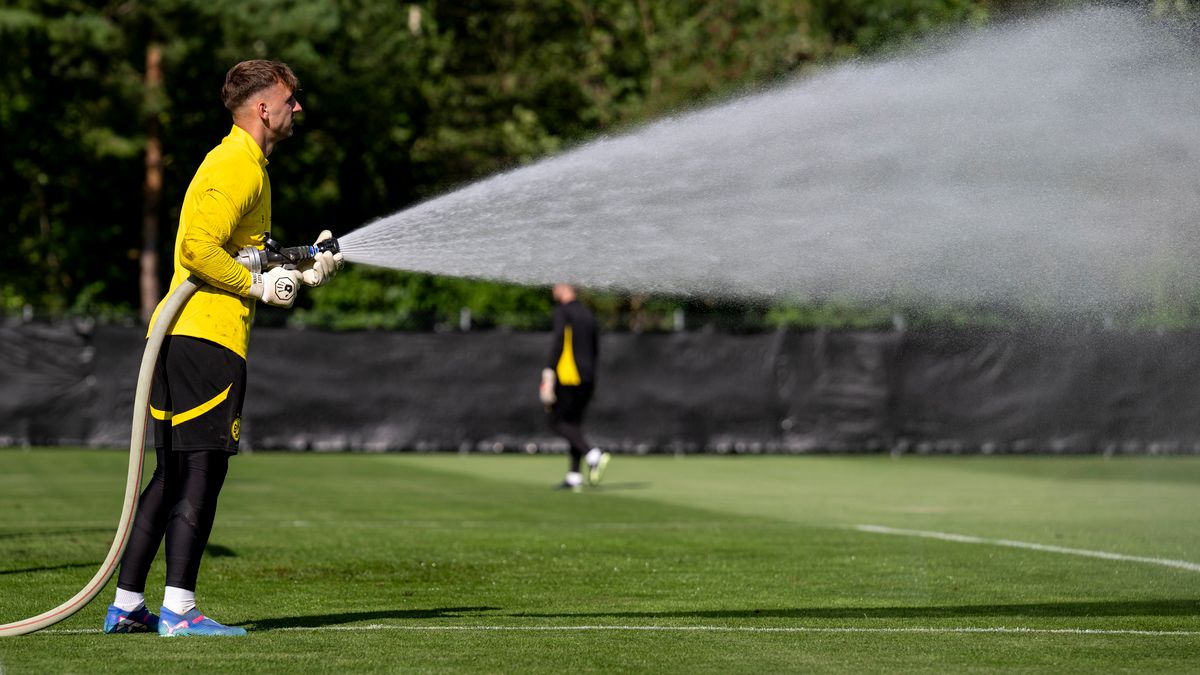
[[539, 368, 557, 406], [251, 267, 303, 307], [300, 230, 345, 287]]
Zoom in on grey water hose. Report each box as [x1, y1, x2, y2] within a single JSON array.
[[0, 276, 203, 636]]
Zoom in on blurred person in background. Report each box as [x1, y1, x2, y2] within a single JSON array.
[[540, 283, 609, 491]]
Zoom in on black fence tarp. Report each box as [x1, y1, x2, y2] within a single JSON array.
[[3, 323, 1200, 454]]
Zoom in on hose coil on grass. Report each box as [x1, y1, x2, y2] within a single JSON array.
[[0, 277, 203, 636]]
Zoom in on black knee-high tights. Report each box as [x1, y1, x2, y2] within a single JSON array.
[[116, 447, 229, 593]]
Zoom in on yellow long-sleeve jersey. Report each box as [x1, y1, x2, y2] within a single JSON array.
[[147, 125, 270, 359]]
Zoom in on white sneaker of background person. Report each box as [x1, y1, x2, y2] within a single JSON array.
[[557, 471, 583, 492], [586, 448, 610, 486]]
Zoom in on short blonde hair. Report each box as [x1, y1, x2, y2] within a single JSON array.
[[221, 60, 299, 112]]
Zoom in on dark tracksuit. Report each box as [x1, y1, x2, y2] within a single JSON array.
[[547, 300, 598, 472]]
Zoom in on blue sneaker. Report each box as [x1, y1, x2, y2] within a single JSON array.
[[103, 604, 159, 634], [158, 607, 247, 637]]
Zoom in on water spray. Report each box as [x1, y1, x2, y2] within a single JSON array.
[[339, 7, 1200, 315], [0, 232, 337, 637]]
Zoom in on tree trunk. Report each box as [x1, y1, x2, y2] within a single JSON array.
[[140, 42, 163, 324]]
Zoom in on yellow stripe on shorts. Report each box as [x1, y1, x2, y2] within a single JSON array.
[[151, 383, 233, 427]]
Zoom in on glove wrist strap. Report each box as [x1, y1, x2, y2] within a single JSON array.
[[249, 272, 264, 300]]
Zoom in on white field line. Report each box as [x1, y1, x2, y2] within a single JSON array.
[[854, 524, 1200, 573], [41, 625, 1200, 636]]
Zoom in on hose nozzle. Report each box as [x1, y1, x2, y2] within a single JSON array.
[[234, 232, 341, 273]]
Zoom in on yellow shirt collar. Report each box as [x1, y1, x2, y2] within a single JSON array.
[[225, 124, 269, 168]]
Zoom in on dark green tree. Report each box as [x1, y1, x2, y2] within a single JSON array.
[[3, 0, 1025, 330]]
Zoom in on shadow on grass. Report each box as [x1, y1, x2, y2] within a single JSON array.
[[0, 561, 100, 575], [205, 543, 237, 557], [589, 482, 653, 492], [245, 607, 501, 630], [511, 599, 1200, 620]]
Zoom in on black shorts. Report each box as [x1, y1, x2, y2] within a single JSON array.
[[150, 336, 247, 453], [551, 383, 594, 425]]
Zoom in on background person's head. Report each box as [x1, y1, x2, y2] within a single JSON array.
[[552, 284, 576, 304], [222, 60, 301, 147]]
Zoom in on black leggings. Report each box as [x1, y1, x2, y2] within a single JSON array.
[[116, 448, 229, 593]]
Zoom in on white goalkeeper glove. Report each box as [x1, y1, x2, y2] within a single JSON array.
[[250, 267, 303, 308], [539, 368, 557, 406], [299, 230, 345, 287]]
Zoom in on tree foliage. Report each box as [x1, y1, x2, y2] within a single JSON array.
[[3, 0, 1023, 330]]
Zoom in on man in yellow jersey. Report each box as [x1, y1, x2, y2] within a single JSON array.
[[539, 283, 610, 491], [102, 60, 341, 637]]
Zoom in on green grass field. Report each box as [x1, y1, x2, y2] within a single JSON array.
[[1, 449, 1198, 673]]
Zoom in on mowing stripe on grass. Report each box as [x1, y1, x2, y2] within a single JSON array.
[[273, 625, 1199, 637], [855, 524, 1200, 572], [41, 625, 1200, 636]]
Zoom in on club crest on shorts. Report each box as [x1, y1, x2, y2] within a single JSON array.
[[274, 277, 295, 300], [230, 416, 241, 442]]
